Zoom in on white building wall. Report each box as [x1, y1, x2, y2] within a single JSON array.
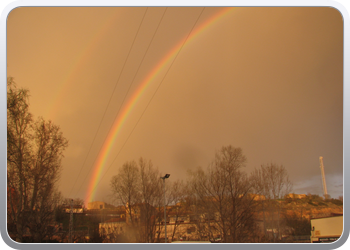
[[311, 215, 343, 242]]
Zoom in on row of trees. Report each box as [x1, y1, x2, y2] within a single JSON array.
[[109, 145, 293, 243], [6, 78, 296, 243], [188, 146, 293, 242], [109, 158, 185, 242], [7, 78, 69, 242]]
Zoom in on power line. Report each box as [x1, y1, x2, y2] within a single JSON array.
[[73, 7, 168, 199], [88, 7, 206, 199], [68, 8, 149, 198]]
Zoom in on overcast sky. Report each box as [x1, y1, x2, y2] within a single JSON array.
[[7, 7, 343, 203]]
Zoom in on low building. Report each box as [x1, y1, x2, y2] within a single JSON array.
[[87, 201, 108, 210], [310, 215, 343, 243], [156, 210, 222, 242], [62, 205, 84, 213], [99, 217, 127, 239], [99, 203, 156, 242]]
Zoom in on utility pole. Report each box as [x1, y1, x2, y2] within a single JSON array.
[[160, 174, 170, 243], [69, 199, 73, 243]]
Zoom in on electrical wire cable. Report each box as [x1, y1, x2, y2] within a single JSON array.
[[88, 7, 206, 198], [73, 7, 169, 198], [67, 8, 149, 198]]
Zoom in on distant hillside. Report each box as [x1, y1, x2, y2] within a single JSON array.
[[282, 195, 343, 219]]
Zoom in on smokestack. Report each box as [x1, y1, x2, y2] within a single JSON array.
[[319, 156, 330, 199]]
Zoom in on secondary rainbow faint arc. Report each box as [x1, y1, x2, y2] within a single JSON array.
[[85, 7, 235, 203], [45, 12, 120, 119]]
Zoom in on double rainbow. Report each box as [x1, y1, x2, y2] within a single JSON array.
[[85, 7, 235, 203]]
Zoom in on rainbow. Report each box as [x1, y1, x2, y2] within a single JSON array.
[[85, 7, 235, 203], [45, 10, 121, 119]]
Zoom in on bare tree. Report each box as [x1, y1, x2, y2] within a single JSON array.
[[187, 146, 258, 243], [110, 161, 140, 234], [7, 78, 32, 242], [110, 158, 164, 242], [138, 157, 161, 242], [167, 180, 187, 241], [211, 146, 257, 243], [251, 163, 292, 241], [7, 78, 68, 242]]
